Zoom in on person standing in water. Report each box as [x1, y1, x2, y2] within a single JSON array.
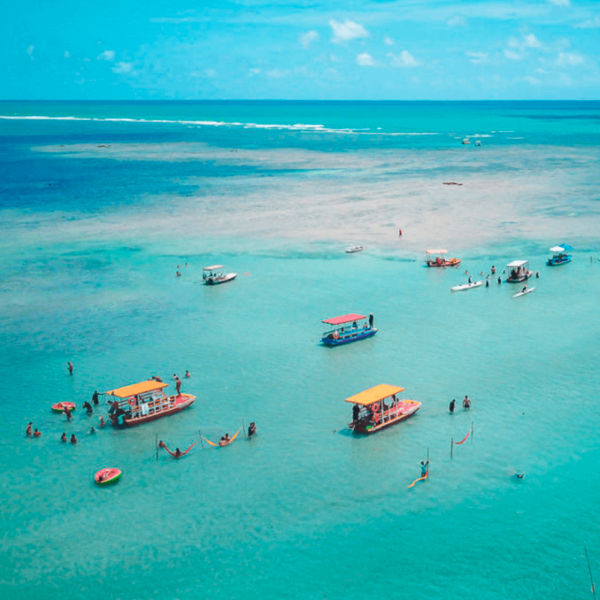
[[70, 434, 77, 444], [449, 399, 456, 413], [463, 395, 472, 409], [67, 362, 73, 375], [248, 422, 257, 438], [92, 391, 100, 406], [26, 422, 33, 437], [420, 460, 429, 477]]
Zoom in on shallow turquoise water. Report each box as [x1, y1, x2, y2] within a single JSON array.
[[1, 102, 600, 599]]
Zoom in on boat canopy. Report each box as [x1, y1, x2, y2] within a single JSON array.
[[322, 313, 366, 325], [506, 260, 529, 268], [203, 265, 224, 271], [107, 380, 168, 398], [426, 249, 448, 255], [345, 384, 406, 406], [550, 244, 572, 252]]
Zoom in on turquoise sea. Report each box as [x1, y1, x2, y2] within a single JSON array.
[[1, 101, 600, 599]]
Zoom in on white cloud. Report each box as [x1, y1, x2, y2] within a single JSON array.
[[300, 30, 319, 49], [329, 19, 369, 44], [523, 33, 541, 48], [356, 52, 375, 67], [384, 36, 394, 46], [447, 15, 467, 27], [504, 49, 522, 60], [466, 51, 488, 64], [97, 50, 116, 61], [112, 61, 133, 74], [547, 0, 570, 5], [64, 50, 71, 59], [267, 69, 290, 79], [575, 16, 600, 29], [557, 51, 583, 66], [388, 50, 421, 68]]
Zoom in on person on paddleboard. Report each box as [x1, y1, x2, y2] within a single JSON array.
[[522, 285, 527, 293]]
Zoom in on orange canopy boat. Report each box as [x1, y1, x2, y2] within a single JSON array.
[[106, 380, 195, 428], [425, 249, 461, 268], [346, 384, 421, 434]]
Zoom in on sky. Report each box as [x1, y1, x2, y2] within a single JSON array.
[[2, 0, 600, 100]]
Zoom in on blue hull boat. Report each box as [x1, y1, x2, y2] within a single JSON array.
[[322, 327, 378, 346], [547, 254, 572, 266]]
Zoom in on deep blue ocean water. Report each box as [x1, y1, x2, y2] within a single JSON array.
[[1, 101, 599, 599]]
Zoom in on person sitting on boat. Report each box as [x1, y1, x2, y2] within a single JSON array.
[[352, 321, 358, 329], [463, 395, 471, 409], [352, 404, 360, 423], [248, 422, 257, 438], [369, 314, 374, 328], [420, 460, 429, 477]]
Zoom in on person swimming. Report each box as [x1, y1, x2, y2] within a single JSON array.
[[70, 434, 77, 444], [26, 422, 33, 437], [89, 426, 96, 434], [60, 432, 67, 443], [99, 415, 105, 428], [33, 428, 41, 438]]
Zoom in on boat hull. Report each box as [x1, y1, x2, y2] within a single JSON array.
[[205, 273, 237, 285], [547, 255, 572, 266], [350, 401, 420, 434], [111, 394, 195, 428], [427, 258, 461, 268], [322, 328, 377, 346]]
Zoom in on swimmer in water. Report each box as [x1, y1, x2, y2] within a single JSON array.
[[65, 406, 73, 421], [463, 395, 472, 409], [89, 426, 96, 434], [514, 472, 525, 479], [68, 362, 73, 375], [185, 370, 191, 378], [33, 428, 41, 438], [60, 432, 67, 443], [99, 415, 105, 428], [26, 422, 33, 437], [449, 399, 456, 413], [70, 434, 77, 445], [248, 422, 257, 438]]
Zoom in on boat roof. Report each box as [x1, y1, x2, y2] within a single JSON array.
[[204, 265, 224, 271], [506, 260, 529, 268], [550, 244, 572, 252], [345, 384, 406, 406], [322, 313, 366, 325], [426, 249, 448, 255], [106, 380, 169, 398]]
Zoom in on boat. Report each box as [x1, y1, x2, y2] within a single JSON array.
[[321, 313, 377, 346], [451, 281, 483, 292], [52, 402, 76, 413], [462, 138, 470, 145], [547, 244, 573, 266], [513, 286, 535, 298], [347, 384, 421, 435], [203, 265, 237, 285], [425, 249, 461, 268], [345, 245, 364, 254], [506, 260, 533, 283], [95, 468, 122, 486], [106, 380, 195, 428], [475, 140, 482, 147]]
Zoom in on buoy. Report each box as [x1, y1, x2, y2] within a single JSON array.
[[94, 468, 122, 486]]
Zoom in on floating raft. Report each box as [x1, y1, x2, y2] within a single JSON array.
[[94, 468, 122, 486], [52, 402, 76, 413]]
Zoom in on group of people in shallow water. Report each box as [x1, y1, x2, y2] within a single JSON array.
[[449, 396, 471, 413]]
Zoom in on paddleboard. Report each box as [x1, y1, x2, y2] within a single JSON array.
[[451, 281, 483, 292], [513, 286, 535, 298]]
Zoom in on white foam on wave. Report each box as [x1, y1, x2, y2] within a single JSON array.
[[0, 114, 442, 137]]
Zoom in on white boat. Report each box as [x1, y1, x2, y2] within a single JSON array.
[[203, 265, 237, 286], [513, 286, 535, 298], [346, 245, 364, 254], [462, 138, 471, 145], [451, 281, 483, 292]]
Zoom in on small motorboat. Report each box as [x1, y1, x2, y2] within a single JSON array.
[[547, 244, 572, 266], [203, 265, 237, 285], [347, 384, 421, 435], [52, 402, 76, 413], [506, 260, 533, 283], [321, 313, 377, 346], [95, 468, 122, 486], [462, 138, 471, 145], [425, 249, 461, 268], [345, 245, 364, 254], [451, 281, 483, 292], [513, 286, 535, 298]]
